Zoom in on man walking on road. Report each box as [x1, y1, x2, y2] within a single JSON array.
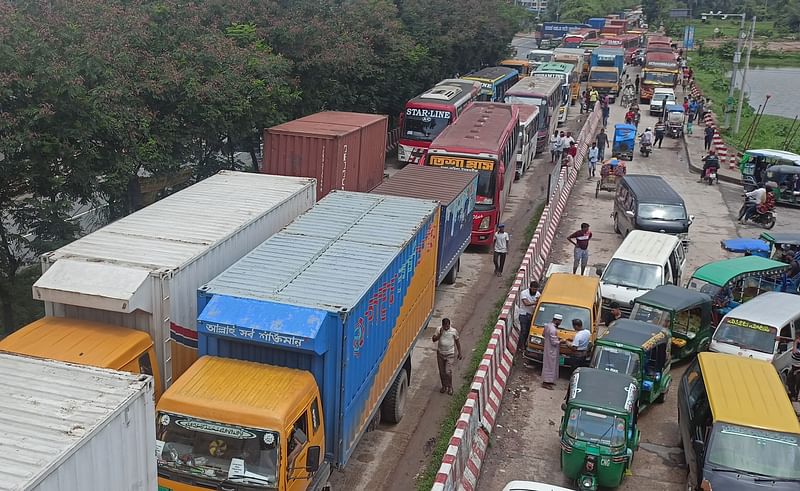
[[654, 120, 666, 149], [433, 318, 462, 395], [518, 281, 540, 352], [634, 74, 640, 91], [704, 123, 714, 151], [588, 142, 599, 179], [601, 103, 610, 127], [596, 127, 609, 160], [589, 88, 599, 110], [542, 313, 565, 389], [568, 222, 593, 275], [493, 224, 509, 276], [550, 130, 561, 163]]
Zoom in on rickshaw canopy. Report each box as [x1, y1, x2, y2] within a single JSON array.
[[613, 124, 636, 142], [766, 164, 800, 176], [633, 284, 712, 313], [744, 149, 800, 166], [665, 104, 684, 113], [568, 367, 638, 415], [760, 232, 800, 247], [599, 319, 670, 352], [720, 238, 770, 256], [689, 256, 789, 288]]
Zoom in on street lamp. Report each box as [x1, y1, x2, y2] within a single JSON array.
[[700, 11, 746, 129]]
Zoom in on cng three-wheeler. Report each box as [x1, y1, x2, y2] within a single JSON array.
[[559, 368, 640, 491], [590, 319, 672, 409]]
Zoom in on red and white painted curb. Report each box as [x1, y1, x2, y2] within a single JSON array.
[[692, 82, 740, 170], [431, 104, 602, 491]]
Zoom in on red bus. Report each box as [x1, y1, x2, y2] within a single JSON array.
[[425, 103, 519, 246], [563, 28, 598, 48], [398, 79, 480, 164], [601, 34, 641, 63]]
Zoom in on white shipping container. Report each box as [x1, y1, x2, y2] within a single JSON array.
[[31, 171, 316, 389], [0, 353, 156, 491]]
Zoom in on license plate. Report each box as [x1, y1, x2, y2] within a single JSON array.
[[559, 356, 566, 366]]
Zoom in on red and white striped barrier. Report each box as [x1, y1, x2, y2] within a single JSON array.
[[432, 103, 603, 491], [692, 81, 739, 170]]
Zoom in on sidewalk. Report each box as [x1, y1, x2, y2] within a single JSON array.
[[685, 83, 743, 184]]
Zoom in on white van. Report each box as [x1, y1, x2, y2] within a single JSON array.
[[649, 87, 676, 116], [599, 230, 687, 316], [710, 292, 800, 379]]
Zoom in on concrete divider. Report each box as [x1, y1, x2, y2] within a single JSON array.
[[431, 104, 602, 491]]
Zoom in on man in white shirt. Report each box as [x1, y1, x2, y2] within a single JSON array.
[[587, 142, 599, 179], [568, 319, 590, 367], [493, 224, 509, 276], [432, 318, 462, 395], [518, 281, 540, 352]]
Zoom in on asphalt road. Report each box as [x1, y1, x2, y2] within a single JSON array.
[[476, 71, 800, 490]]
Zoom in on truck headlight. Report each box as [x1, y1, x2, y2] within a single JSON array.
[[530, 335, 543, 345], [478, 216, 491, 230]]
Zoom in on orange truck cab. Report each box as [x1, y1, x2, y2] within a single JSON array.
[[0, 316, 162, 399]]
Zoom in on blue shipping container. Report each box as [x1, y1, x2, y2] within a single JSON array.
[[371, 165, 477, 285], [195, 191, 440, 467], [542, 22, 590, 36], [587, 17, 606, 29]]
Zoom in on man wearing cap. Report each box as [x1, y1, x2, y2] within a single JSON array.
[[542, 313, 565, 389], [493, 224, 509, 276]]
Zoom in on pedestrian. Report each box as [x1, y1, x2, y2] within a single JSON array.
[[689, 97, 698, 118], [704, 123, 714, 151], [567, 222, 592, 275], [568, 319, 590, 367], [561, 152, 574, 169], [580, 90, 587, 113], [432, 318, 462, 395], [588, 142, 599, 179], [557, 130, 567, 161], [565, 131, 575, 148], [788, 331, 800, 401], [584, 89, 591, 110], [518, 281, 540, 352], [687, 67, 694, 82], [566, 140, 577, 159], [589, 88, 599, 110], [696, 98, 705, 121], [493, 224, 509, 276], [683, 96, 689, 113], [549, 130, 560, 163], [601, 103, 610, 127], [634, 74, 640, 91], [541, 313, 565, 389], [654, 120, 666, 148], [687, 109, 695, 135], [596, 127, 609, 160], [602, 302, 623, 327]]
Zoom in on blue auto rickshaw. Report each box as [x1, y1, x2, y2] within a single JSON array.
[[665, 104, 684, 138], [612, 123, 636, 161]]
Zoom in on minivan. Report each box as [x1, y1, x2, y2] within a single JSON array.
[[612, 175, 692, 249], [599, 230, 687, 316], [710, 291, 800, 380]]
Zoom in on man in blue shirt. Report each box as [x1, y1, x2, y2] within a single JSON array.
[[568, 319, 590, 367]]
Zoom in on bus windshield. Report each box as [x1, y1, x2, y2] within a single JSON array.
[[713, 318, 777, 354], [602, 259, 662, 291], [402, 111, 452, 142], [707, 424, 800, 480], [157, 412, 279, 489], [643, 71, 676, 85]]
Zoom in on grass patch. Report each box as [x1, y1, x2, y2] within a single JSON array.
[[0, 265, 44, 337], [669, 19, 781, 42], [521, 202, 547, 249], [415, 203, 545, 490]]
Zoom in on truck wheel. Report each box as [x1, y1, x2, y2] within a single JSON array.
[[443, 258, 460, 285], [381, 369, 408, 424]]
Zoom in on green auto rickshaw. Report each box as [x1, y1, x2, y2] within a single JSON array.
[[560, 368, 640, 491], [591, 319, 672, 409], [629, 285, 713, 360], [685, 256, 792, 325]]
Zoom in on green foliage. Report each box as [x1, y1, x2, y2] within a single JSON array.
[[546, 0, 639, 23]]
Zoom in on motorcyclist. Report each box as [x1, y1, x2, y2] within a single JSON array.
[[740, 183, 772, 222], [701, 150, 720, 181], [625, 108, 636, 124], [639, 127, 654, 147]]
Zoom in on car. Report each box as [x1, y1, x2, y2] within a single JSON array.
[[648, 88, 675, 116], [502, 481, 576, 491]]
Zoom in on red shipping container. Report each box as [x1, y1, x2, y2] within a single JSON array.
[[263, 111, 388, 200]]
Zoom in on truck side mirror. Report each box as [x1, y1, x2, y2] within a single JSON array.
[[306, 446, 321, 473]]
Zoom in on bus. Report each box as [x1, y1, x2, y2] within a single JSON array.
[[601, 34, 640, 63], [504, 76, 562, 154], [534, 62, 576, 125], [646, 35, 673, 54], [678, 353, 800, 490], [425, 102, 519, 246], [562, 28, 598, 48], [499, 59, 533, 78], [640, 52, 679, 102], [398, 79, 480, 164], [514, 105, 539, 179], [462, 67, 520, 102]]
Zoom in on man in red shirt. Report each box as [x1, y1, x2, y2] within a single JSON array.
[[568, 222, 593, 275], [566, 141, 577, 158]]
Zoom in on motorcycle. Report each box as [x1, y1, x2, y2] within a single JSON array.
[[639, 137, 652, 157], [704, 166, 718, 185], [738, 196, 777, 229]]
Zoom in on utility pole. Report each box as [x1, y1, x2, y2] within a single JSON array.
[[724, 14, 747, 129], [734, 16, 757, 135]]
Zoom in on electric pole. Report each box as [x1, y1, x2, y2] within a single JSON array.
[[734, 16, 757, 135], [724, 14, 746, 129]]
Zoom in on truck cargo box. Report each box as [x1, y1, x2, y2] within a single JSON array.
[[196, 191, 439, 467], [263, 111, 388, 199], [371, 165, 476, 285], [31, 171, 316, 390], [0, 353, 155, 491]]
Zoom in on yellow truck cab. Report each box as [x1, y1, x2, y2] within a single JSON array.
[[156, 357, 326, 491], [0, 316, 162, 399]]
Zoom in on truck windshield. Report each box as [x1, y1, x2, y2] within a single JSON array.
[[602, 259, 662, 291], [707, 424, 800, 480], [533, 303, 591, 331], [566, 408, 626, 448], [592, 346, 640, 376], [402, 110, 452, 142], [157, 412, 279, 489], [643, 72, 675, 85], [589, 71, 618, 82], [713, 318, 777, 354]]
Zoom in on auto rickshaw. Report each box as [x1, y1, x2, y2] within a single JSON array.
[[764, 164, 800, 206], [612, 123, 636, 161], [591, 319, 672, 409], [739, 149, 800, 191], [721, 232, 800, 260], [559, 368, 640, 491], [665, 104, 684, 138], [629, 285, 713, 361], [685, 256, 793, 324]]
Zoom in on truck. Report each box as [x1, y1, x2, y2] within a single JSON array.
[[541, 22, 589, 39], [554, 47, 586, 87], [371, 164, 477, 285], [156, 190, 440, 491], [588, 47, 625, 101], [587, 17, 606, 29], [29, 171, 316, 394], [0, 352, 156, 490], [263, 111, 388, 200]]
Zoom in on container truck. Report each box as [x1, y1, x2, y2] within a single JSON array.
[[588, 47, 625, 101], [371, 164, 477, 285], [263, 111, 388, 199], [30, 171, 316, 394], [156, 191, 439, 491], [0, 352, 156, 491], [587, 17, 606, 29]]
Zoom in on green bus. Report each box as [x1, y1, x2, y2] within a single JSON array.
[[534, 62, 576, 125]]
